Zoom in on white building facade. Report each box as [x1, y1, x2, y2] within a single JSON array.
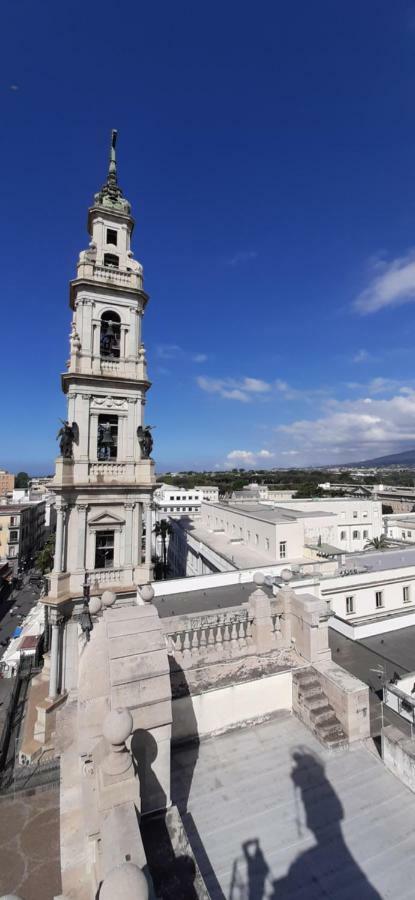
[[48, 132, 155, 603]]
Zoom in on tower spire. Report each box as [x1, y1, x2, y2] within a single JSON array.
[[94, 128, 131, 215]]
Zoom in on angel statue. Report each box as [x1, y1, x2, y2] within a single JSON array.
[[57, 420, 79, 459], [137, 425, 154, 459]]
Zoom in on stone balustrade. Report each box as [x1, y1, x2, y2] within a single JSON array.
[[93, 263, 143, 289], [89, 461, 128, 480], [164, 605, 282, 668], [92, 568, 122, 586]]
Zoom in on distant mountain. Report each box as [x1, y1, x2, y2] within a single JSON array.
[[353, 448, 415, 467]]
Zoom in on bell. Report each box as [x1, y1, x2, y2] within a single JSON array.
[[105, 320, 115, 338]]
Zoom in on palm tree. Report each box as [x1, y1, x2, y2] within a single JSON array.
[[153, 519, 173, 579], [35, 536, 55, 574], [364, 535, 391, 551]]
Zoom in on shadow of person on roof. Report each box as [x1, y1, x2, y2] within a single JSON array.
[[270, 748, 382, 899]]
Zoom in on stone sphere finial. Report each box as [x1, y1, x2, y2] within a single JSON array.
[[102, 707, 133, 777], [253, 571, 265, 586], [103, 707, 133, 746], [101, 862, 149, 900], [140, 583, 155, 603], [280, 568, 293, 584], [102, 590, 116, 607], [89, 595, 102, 615]]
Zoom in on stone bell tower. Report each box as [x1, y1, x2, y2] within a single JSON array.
[[48, 131, 155, 604]]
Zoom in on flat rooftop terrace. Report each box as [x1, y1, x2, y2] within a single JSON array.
[[172, 714, 415, 899], [154, 580, 274, 618], [349, 547, 415, 572]]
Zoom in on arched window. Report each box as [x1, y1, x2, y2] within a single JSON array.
[[104, 252, 119, 268], [100, 311, 121, 359]]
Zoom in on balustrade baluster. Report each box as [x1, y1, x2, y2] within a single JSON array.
[[174, 633, 183, 654], [199, 628, 207, 652], [238, 619, 247, 648], [230, 622, 238, 654], [191, 629, 199, 652], [207, 627, 215, 654]]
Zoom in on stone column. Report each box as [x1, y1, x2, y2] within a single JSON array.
[[90, 414, 99, 461], [76, 504, 88, 570], [54, 502, 65, 574], [129, 306, 138, 357], [124, 503, 134, 566], [136, 503, 143, 565], [48, 612, 61, 700], [145, 504, 153, 566]]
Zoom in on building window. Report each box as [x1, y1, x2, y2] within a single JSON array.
[[247, 531, 251, 542], [265, 538, 270, 552], [375, 591, 383, 609], [346, 595, 354, 615], [363, 512, 368, 518], [100, 310, 121, 358], [402, 531, 406, 539], [103, 252, 119, 268], [97, 414, 118, 460], [403, 586, 410, 603], [10, 516, 17, 526], [353, 511, 358, 519], [409, 531, 412, 538], [255, 534, 259, 546], [340, 530, 346, 540], [9, 530, 18, 543], [352, 530, 359, 540], [279, 541, 286, 559], [106, 228, 118, 246], [363, 530, 368, 539], [95, 530, 115, 569]]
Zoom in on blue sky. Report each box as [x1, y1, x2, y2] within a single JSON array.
[[4, 1, 415, 473]]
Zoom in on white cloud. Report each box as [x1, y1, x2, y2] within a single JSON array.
[[227, 250, 258, 267], [277, 390, 415, 460], [227, 448, 274, 465], [281, 450, 299, 457], [352, 349, 370, 363], [354, 250, 415, 314], [156, 344, 208, 363], [197, 376, 271, 403]]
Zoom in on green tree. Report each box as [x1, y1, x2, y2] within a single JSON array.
[[15, 471, 29, 489], [153, 519, 173, 579], [364, 535, 391, 551], [35, 536, 55, 574]]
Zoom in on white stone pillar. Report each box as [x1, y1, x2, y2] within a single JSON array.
[[137, 503, 143, 564], [124, 503, 134, 566], [145, 504, 152, 566], [90, 414, 99, 461], [54, 503, 65, 574], [132, 503, 139, 566], [129, 306, 138, 357], [48, 617, 60, 700], [76, 504, 88, 570]]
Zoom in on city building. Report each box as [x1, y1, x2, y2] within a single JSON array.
[[194, 484, 219, 502], [0, 502, 46, 573], [266, 497, 383, 552], [0, 469, 14, 494], [167, 497, 383, 577], [153, 483, 203, 518], [383, 512, 415, 543], [47, 131, 156, 605]]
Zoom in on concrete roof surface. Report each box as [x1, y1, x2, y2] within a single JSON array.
[[349, 548, 415, 572], [173, 713, 415, 899], [154, 581, 273, 618]]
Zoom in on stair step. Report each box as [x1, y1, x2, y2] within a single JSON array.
[[295, 672, 319, 687], [307, 695, 328, 712], [323, 731, 348, 749], [315, 717, 342, 735], [299, 682, 322, 698], [310, 705, 334, 724]]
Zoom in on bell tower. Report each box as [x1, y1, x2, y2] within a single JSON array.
[[48, 131, 155, 603]]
